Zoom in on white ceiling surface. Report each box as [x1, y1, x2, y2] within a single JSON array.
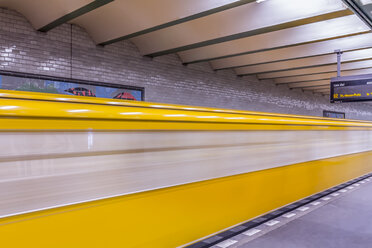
[[235, 47, 372, 75], [178, 15, 365, 63], [0, 0, 371, 94], [73, 0, 243, 44], [0, 0, 94, 30], [131, 0, 348, 55], [304, 86, 330, 90], [290, 80, 331, 88], [275, 68, 372, 84], [210, 33, 372, 69], [258, 60, 372, 79]]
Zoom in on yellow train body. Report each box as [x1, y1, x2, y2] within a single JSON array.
[[0, 90, 371, 247]]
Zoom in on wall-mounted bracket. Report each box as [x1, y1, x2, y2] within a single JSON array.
[[334, 49, 343, 78]]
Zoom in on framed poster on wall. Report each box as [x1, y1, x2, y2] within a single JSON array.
[[0, 71, 144, 101]]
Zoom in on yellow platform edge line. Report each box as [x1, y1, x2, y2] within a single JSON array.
[[0, 89, 372, 129], [0, 89, 352, 121], [1, 151, 371, 248]]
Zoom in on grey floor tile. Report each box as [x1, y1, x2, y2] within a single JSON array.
[[237, 179, 372, 248]]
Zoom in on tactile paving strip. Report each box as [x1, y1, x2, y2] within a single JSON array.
[[185, 173, 372, 248]]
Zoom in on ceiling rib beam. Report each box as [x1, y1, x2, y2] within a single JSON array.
[[313, 88, 330, 93], [259, 67, 372, 80], [210, 32, 372, 70], [144, 9, 351, 57], [178, 14, 366, 65], [277, 77, 333, 85], [287, 80, 331, 88], [38, 0, 113, 32], [303, 86, 330, 91], [275, 68, 372, 84], [342, 0, 372, 29], [258, 59, 372, 79], [299, 85, 329, 90], [99, 0, 257, 46], [187, 32, 370, 66], [236, 47, 372, 76], [275, 73, 336, 84]]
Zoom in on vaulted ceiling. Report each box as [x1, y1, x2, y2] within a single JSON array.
[[1, 0, 372, 96]]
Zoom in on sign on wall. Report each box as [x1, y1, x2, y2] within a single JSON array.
[[0, 72, 144, 101]]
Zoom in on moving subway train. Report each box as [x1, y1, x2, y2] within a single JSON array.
[[1, 89, 372, 247]]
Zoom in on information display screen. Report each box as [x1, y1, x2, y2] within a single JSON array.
[[331, 79, 372, 103]]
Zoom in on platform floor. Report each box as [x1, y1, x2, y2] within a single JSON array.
[[228, 178, 372, 248]]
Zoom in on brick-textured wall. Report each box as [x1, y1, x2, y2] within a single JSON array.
[[0, 8, 372, 120]]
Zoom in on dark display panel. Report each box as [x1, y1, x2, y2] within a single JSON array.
[[331, 79, 372, 103], [323, 110, 345, 119]]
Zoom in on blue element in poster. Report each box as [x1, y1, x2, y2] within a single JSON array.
[[128, 90, 142, 101], [95, 85, 116, 98], [45, 81, 80, 95]]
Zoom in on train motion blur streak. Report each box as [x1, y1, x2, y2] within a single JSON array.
[[0, 89, 372, 247]]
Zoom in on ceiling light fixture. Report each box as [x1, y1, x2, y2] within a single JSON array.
[[342, 0, 372, 29]]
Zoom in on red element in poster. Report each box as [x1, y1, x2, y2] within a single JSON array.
[[113, 92, 136, 100], [65, 87, 96, 97]]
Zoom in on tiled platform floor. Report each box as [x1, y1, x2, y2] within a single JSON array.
[[231, 178, 372, 248]]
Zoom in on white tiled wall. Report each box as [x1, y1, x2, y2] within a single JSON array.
[[0, 8, 371, 120]]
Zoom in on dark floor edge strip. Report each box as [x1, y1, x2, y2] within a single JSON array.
[[185, 172, 372, 248]]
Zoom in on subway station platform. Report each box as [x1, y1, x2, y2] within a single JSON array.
[[2, 0, 372, 247], [207, 175, 372, 248]]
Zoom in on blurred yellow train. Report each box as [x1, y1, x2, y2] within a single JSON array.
[[1, 89, 372, 247]]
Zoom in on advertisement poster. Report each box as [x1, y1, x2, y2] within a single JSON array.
[[0, 75, 143, 101]]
